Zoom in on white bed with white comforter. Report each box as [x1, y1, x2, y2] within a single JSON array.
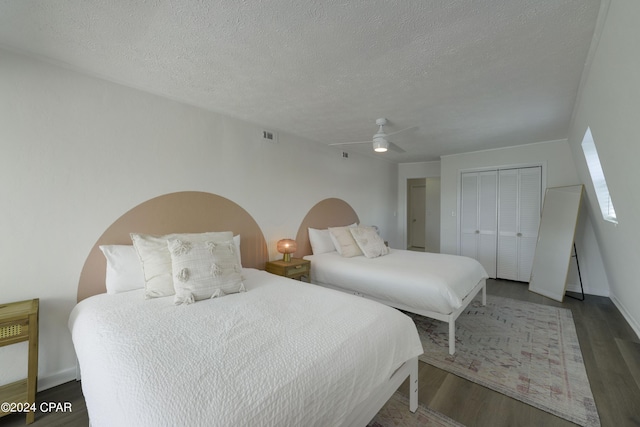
[[306, 249, 487, 315], [305, 249, 489, 355], [69, 268, 424, 427]]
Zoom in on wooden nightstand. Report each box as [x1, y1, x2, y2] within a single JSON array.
[[0, 298, 39, 424], [265, 258, 311, 282]]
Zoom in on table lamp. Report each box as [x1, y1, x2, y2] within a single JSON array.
[[277, 239, 297, 263]]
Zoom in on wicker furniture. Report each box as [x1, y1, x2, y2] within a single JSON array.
[[0, 298, 39, 424], [265, 258, 310, 282]]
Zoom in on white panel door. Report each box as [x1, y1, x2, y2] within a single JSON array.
[[497, 169, 519, 280], [497, 167, 541, 281], [477, 172, 497, 278], [517, 167, 542, 281], [460, 173, 479, 260], [460, 171, 497, 277]]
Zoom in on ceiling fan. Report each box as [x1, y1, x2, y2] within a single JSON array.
[[329, 118, 417, 153]]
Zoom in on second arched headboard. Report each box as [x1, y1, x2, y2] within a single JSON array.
[[293, 198, 360, 258]]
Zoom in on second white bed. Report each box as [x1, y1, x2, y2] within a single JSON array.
[[305, 249, 489, 354]]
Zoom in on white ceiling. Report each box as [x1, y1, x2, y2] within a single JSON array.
[[0, 0, 601, 162]]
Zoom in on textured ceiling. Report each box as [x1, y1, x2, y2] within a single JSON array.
[[0, 0, 601, 162]]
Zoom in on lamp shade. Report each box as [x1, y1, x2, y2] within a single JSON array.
[[277, 239, 297, 262]]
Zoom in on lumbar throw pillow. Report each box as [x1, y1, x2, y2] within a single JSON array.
[[131, 231, 233, 299], [233, 234, 242, 266], [349, 226, 389, 258], [328, 225, 363, 258], [167, 238, 245, 305]]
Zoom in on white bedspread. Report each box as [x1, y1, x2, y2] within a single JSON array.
[[69, 268, 423, 427], [305, 250, 488, 315]]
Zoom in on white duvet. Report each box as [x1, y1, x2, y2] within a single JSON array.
[[69, 268, 423, 427], [305, 249, 488, 315]]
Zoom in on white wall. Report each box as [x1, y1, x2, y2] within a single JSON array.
[[0, 49, 398, 389], [439, 140, 610, 297], [566, 0, 640, 337]]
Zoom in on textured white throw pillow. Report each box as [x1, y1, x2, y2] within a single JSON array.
[[233, 234, 242, 266], [349, 226, 389, 258], [167, 238, 245, 305], [308, 228, 336, 254], [328, 226, 363, 258], [131, 231, 233, 299], [99, 245, 146, 294]]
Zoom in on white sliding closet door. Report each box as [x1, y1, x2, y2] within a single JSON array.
[[497, 167, 541, 281], [460, 173, 479, 261], [460, 171, 497, 277]]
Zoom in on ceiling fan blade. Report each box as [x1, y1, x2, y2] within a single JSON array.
[[328, 140, 371, 146], [387, 141, 406, 153], [385, 126, 418, 138]]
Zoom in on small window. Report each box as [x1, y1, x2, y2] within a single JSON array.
[[581, 128, 617, 224]]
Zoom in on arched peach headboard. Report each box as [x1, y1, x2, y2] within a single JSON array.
[[77, 191, 268, 302], [293, 198, 360, 258]]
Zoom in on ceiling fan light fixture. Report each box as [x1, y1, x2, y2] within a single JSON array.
[[373, 137, 388, 152], [328, 118, 413, 154]]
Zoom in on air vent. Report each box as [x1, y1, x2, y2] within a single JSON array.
[[262, 130, 278, 143]]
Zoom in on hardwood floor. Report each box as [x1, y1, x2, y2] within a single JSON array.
[[1, 278, 638, 426], [397, 279, 640, 427], [0, 380, 87, 427]]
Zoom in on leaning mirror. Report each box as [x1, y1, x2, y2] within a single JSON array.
[[528, 185, 583, 302]]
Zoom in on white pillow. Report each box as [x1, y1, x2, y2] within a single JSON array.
[[328, 225, 363, 258], [233, 234, 242, 266], [131, 231, 233, 299], [327, 223, 358, 254], [308, 228, 336, 254], [99, 245, 145, 294], [168, 238, 245, 305], [349, 226, 389, 258]]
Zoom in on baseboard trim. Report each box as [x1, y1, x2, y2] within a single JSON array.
[[565, 283, 609, 297], [37, 367, 78, 392], [610, 293, 640, 341]]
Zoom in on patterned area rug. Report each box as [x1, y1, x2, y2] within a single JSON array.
[[409, 295, 600, 427], [369, 392, 464, 427]]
